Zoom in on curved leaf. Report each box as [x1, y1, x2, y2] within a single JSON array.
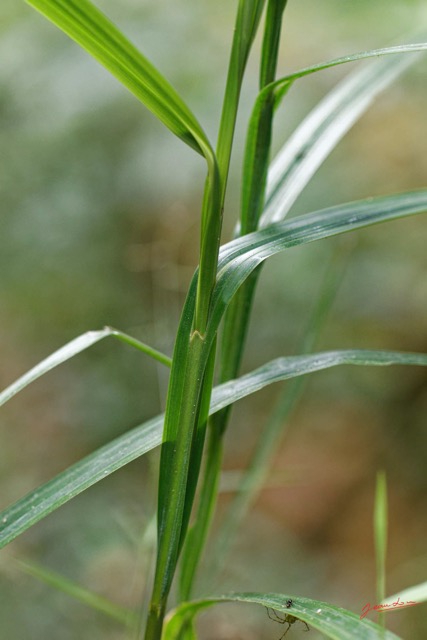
[[26, 0, 212, 158], [262, 47, 424, 225], [1, 348, 426, 549], [209, 349, 427, 414], [211, 191, 427, 335], [0, 327, 171, 409], [162, 592, 402, 640]]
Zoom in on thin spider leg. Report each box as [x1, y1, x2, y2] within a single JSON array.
[[266, 607, 286, 624], [278, 623, 292, 639]]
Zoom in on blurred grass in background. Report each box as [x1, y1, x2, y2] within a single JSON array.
[[0, 0, 426, 638]]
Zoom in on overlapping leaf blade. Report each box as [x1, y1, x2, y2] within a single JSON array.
[[1, 348, 426, 549], [26, 0, 212, 158]]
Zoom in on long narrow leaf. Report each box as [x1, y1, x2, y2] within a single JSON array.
[[0, 327, 171, 409], [1, 348, 426, 549], [211, 191, 427, 335], [26, 0, 212, 158], [162, 592, 402, 640], [262, 48, 424, 225]]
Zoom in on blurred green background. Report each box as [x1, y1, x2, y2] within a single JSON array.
[[1, 0, 426, 638]]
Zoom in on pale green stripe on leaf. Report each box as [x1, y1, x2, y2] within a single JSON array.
[[1, 348, 426, 549]]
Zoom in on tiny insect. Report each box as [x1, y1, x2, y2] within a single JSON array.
[[266, 605, 310, 639]]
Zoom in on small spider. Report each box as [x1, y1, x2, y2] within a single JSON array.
[[266, 605, 310, 638]]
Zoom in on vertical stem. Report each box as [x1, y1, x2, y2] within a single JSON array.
[[144, 3, 266, 638], [177, 0, 288, 601], [375, 470, 388, 631]]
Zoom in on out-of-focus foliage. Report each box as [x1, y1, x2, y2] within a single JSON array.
[[0, 1, 426, 638]]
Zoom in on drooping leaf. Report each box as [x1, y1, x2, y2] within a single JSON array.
[[162, 592, 402, 640], [26, 0, 212, 159], [1, 348, 426, 549], [0, 327, 171, 409]]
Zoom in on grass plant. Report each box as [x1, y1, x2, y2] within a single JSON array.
[[1, 1, 427, 639]]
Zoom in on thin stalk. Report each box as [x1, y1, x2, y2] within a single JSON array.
[[14, 557, 137, 629], [178, 0, 288, 601], [145, 333, 210, 640], [144, 3, 266, 638], [374, 470, 388, 631], [241, 0, 288, 234], [179, 427, 224, 602], [195, 0, 266, 332]]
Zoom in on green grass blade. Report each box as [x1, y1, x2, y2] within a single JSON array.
[[146, 5, 267, 634], [211, 191, 427, 335], [0, 327, 171, 409], [215, 189, 427, 397], [26, 0, 212, 158], [262, 48, 424, 225], [195, 0, 265, 331], [272, 42, 427, 87], [1, 348, 426, 550], [374, 470, 388, 629], [162, 592, 402, 640], [240, 0, 287, 236], [209, 350, 427, 413], [259, 0, 288, 88], [177, 339, 217, 561], [178, 425, 223, 602], [215, 0, 266, 181], [0, 414, 163, 549], [13, 557, 136, 628], [177, 1, 288, 603]]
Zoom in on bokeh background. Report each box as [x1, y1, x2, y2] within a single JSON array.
[[1, 0, 426, 638]]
